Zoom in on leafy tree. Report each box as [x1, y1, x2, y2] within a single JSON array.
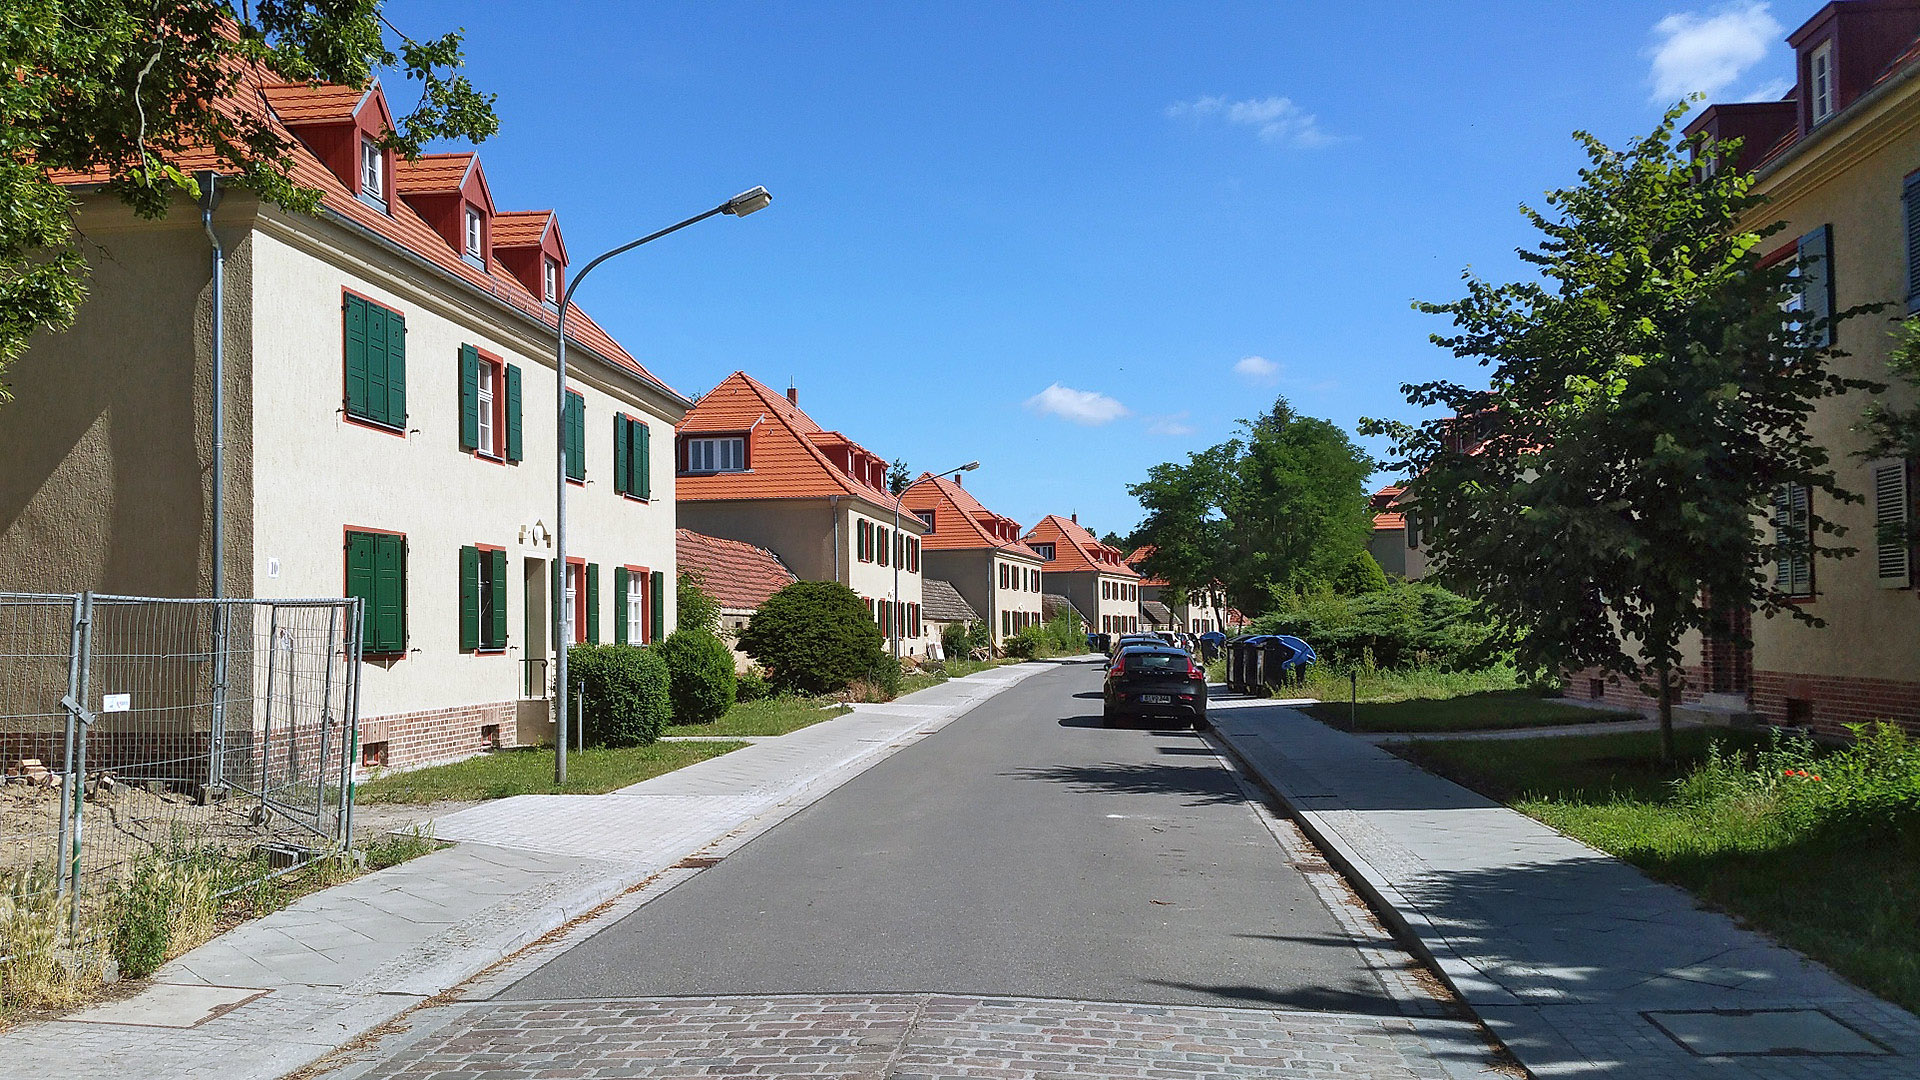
[[676, 570, 723, 636], [1859, 319, 1920, 462], [888, 458, 911, 494], [1, 1, 497, 403], [1363, 106, 1878, 761], [738, 580, 886, 695], [1129, 396, 1373, 620], [1328, 549, 1389, 595]]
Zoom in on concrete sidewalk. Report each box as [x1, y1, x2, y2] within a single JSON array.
[[0, 661, 1058, 1080], [1209, 696, 1920, 1078]]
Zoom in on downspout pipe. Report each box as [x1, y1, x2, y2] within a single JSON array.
[[196, 171, 224, 601]]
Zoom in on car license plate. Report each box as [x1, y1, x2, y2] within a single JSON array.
[[1141, 694, 1172, 704]]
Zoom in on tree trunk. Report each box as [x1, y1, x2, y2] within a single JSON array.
[[1655, 663, 1677, 765]]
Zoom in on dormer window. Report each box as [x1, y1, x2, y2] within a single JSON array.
[[360, 138, 384, 202], [915, 509, 935, 531], [464, 206, 485, 266], [1031, 542, 1055, 561], [1809, 41, 1835, 125], [686, 436, 746, 473], [544, 258, 560, 304]]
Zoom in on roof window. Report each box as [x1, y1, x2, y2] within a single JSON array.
[[464, 205, 486, 267], [544, 257, 560, 304], [359, 138, 386, 206], [1809, 40, 1835, 125]]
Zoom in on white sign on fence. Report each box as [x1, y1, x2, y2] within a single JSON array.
[[102, 693, 131, 713]]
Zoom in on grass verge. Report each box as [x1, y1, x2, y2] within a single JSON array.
[[664, 696, 850, 738], [1302, 689, 1632, 733], [1393, 728, 1920, 1014], [356, 742, 744, 803]]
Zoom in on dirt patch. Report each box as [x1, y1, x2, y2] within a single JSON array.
[[348, 799, 479, 841]]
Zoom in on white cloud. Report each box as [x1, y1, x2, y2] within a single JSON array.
[[1233, 355, 1281, 382], [1646, 3, 1783, 103], [1165, 95, 1337, 148], [1025, 383, 1129, 426], [1147, 412, 1194, 437], [1743, 75, 1793, 102]]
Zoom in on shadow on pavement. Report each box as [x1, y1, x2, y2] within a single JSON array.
[[1143, 978, 1409, 1017], [1009, 759, 1244, 806]]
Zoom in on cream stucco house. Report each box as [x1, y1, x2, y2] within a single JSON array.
[[898, 472, 1043, 649], [1, 78, 688, 771], [674, 374, 929, 655]]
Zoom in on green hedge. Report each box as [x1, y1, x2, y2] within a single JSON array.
[[657, 630, 736, 725], [1252, 580, 1502, 670], [566, 643, 671, 747], [738, 580, 888, 696]]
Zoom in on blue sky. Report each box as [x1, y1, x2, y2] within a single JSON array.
[[394, 0, 1802, 539]]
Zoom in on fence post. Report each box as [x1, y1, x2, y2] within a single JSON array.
[[317, 604, 337, 825], [574, 680, 584, 756], [208, 599, 232, 794], [68, 591, 95, 928], [259, 605, 280, 806], [342, 598, 363, 852], [1349, 670, 1358, 732], [53, 594, 83, 906]]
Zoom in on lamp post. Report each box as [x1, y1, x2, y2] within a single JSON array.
[[893, 461, 979, 658], [554, 186, 771, 785]]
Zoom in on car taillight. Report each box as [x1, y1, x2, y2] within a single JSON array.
[[1187, 660, 1204, 680], [1109, 663, 1126, 677]]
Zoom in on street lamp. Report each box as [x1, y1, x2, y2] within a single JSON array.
[[554, 186, 771, 784], [893, 461, 978, 658]]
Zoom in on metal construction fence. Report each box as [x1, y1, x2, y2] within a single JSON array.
[[0, 593, 361, 950]]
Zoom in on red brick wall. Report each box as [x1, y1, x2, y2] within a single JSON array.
[[355, 700, 517, 777], [1566, 666, 1920, 738]]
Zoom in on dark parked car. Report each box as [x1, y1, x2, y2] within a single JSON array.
[[1103, 647, 1208, 728], [1109, 633, 1164, 657]]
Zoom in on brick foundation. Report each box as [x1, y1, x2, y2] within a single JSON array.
[[355, 700, 518, 777], [1567, 666, 1920, 739]]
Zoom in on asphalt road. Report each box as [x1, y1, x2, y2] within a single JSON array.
[[502, 659, 1399, 1013]]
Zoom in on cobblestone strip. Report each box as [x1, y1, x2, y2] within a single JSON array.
[[313, 994, 1500, 1080]]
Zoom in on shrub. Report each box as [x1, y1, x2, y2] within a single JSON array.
[[109, 844, 224, 978], [1253, 579, 1503, 670], [1004, 626, 1039, 659], [565, 643, 671, 747], [941, 621, 972, 659], [1329, 549, 1389, 594], [738, 580, 887, 695], [967, 619, 992, 654], [677, 570, 723, 636], [850, 652, 903, 702], [656, 630, 737, 725], [735, 668, 771, 702]]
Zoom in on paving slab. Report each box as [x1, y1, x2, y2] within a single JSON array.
[[0, 662, 1054, 1080], [1209, 695, 1920, 1078]]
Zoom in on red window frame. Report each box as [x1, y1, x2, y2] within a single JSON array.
[[565, 557, 588, 644], [622, 563, 652, 643], [472, 349, 508, 463]]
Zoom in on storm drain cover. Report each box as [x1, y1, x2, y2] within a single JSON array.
[[1645, 1009, 1888, 1056], [68, 983, 268, 1028]]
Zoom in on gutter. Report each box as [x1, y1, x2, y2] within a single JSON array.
[[1755, 50, 1920, 184], [313, 205, 695, 414]]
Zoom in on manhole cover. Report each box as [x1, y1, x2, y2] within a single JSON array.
[[1645, 1009, 1889, 1056], [68, 984, 269, 1028]]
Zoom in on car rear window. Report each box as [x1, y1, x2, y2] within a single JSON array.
[[1124, 651, 1186, 672]]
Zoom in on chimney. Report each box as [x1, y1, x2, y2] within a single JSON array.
[[1071, 513, 1077, 524], [786, 383, 798, 406]]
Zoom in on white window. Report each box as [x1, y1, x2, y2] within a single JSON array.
[[627, 583, 647, 643], [476, 361, 496, 455], [360, 138, 383, 199], [465, 206, 484, 259], [1030, 542, 1054, 561], [914, 509, 934, 531], [544, 258, 559, 303], [686, 436, 746, 472], [563, 565, 579, 644], [1810, 41, 1835, 124]]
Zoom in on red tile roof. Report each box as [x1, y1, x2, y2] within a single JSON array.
[[1024, 515, 1137, 577], [48, 73, 679, 404], [1123, 545, 1169, 587], [393, 152, 476, 193], [898, 474, 1037, 556], [676, 373, 909, 511], [676, 529, 796, 611], [1369, 485, 1407, 531], [492, 210, 554, 247]]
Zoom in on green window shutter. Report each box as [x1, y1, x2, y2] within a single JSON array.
[[1798, 225, 1834, 347], [372, 534, 407, 653], [459, 545, 480, 652], [504, 364, 523, 462], [1906, 175, 1920, 314], [385, 309, 408, 427], [346, 532, 376, 652], [344, 296, 370, 419], [459, 345, 480, 450], [650, 570, 665, 642], [637, 421, 651, 499], [489, 547, 508, 648], [586, 562, 600, 643], [1872, 459, 1912, 588], [565, 393, 585, 480], [614, 566, 629, 644], [614, 415, 631, 495]]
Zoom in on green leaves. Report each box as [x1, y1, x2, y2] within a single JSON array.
[[1364, 103, 1876, 693], [1, 1, 499, 402]]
